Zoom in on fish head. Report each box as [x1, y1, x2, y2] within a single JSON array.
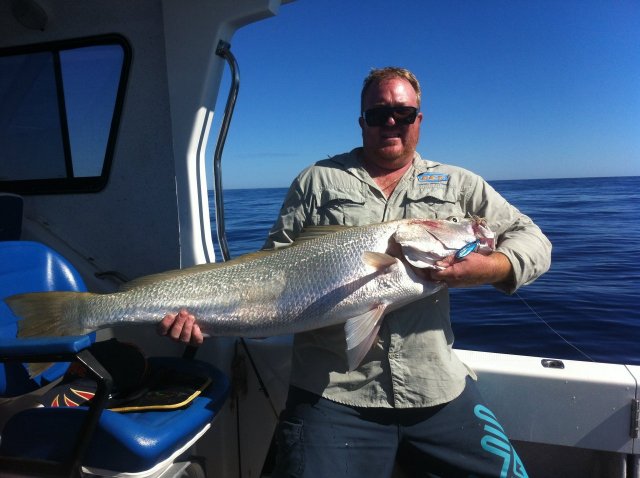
[[392, 217, 496, 269]]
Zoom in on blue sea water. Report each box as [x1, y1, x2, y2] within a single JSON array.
[[210, 176, 640, 366]]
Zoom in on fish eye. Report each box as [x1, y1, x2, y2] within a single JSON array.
[[447, 217, 460, 223]]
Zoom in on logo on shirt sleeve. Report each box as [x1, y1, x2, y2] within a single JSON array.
[[417, 172, 449, 184]]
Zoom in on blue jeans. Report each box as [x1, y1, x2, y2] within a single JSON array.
[[272, 377, 528, 478]]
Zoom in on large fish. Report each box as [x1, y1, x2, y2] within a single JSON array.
[[7, 218, 494, 370]]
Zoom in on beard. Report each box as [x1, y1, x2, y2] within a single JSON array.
[[363, 134, 418, 169]]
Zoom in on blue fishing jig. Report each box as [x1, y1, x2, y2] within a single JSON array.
[[455, 240, 480, 259]]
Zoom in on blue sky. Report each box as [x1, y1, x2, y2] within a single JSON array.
[[210, 0, 640, 189]]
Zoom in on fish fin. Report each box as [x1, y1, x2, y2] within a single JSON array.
[[6, 291, 92, 338], [361, 251, 397, 270], [290, 225, 354, 245], [344, 304, 387, 371], [120, 264, 220, 290], [122, 227, 355, 291], [120, 251, 277, 291], [261, 226, 356, 251]]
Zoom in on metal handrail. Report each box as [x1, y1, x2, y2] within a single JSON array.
[[213, 40, 239, 262]]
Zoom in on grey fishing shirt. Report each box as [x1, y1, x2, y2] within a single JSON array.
[[263, 148, 551, 408]]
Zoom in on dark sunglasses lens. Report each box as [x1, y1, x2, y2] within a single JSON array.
[[364, 108, 387, 126], [364, 107, 417, 127], [393, 107, 418, 123]]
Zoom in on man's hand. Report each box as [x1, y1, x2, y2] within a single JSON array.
[[157, 309, 204, 346], [421, 252, 514, 288]]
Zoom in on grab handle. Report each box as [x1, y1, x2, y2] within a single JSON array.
[[213, 40, 239, 261]]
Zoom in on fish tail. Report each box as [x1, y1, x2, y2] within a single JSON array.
[[6, 291, 93, 339]]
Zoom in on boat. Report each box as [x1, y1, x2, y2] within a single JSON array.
[[0, 1, 638, 476]]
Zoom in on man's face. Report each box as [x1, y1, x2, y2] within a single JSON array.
[[359, 77, 423, 170]]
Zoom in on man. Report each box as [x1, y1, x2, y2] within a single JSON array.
[[161, 67, 551, 477]]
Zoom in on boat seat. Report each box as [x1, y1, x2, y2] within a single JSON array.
[[0, 240, 85, 396], [0, 241, 230, 477]]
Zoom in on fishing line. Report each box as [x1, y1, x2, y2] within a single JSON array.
[[239, 338, 279, 418], [515, 291, 596, 362]]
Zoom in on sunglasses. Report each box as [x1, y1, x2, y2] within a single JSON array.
[[362, 106, 419, 127]]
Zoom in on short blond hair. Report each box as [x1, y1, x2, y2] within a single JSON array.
[[361, 67, 422, 113]]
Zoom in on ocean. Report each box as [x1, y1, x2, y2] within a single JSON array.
[[210, 176, 640, 366]]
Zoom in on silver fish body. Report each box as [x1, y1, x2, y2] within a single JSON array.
[[9, 217, 495, 369], [80, 222, 425, 335]]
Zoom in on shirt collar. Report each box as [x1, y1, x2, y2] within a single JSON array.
[[334, 148, 432, 169], [329, 149, 446, 197]]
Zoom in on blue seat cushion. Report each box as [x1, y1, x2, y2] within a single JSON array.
[[0, 241, 90, 396]]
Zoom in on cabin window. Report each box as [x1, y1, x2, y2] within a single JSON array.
[[0, 36, 130, 194]]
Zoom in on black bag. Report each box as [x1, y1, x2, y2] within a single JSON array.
[[40, 339, 210, 412]]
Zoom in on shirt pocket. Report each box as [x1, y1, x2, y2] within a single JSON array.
[[313, 188, 366, 226], [404, 186, 464, 219]]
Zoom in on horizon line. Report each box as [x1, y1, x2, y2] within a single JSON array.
[[214, 174, 640, 191]]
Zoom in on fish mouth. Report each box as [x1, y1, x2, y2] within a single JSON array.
[[471, 217, 496, 252], [477, 237, 496, 252]]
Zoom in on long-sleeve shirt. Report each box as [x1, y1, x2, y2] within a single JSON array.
[[264, 148, 552, 408]]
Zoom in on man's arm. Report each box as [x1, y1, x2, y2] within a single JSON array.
[[263, 177, 308, 250], [464, 174, 552, 293]]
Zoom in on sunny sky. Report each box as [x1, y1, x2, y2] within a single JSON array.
[[209, 0, 640, 190]]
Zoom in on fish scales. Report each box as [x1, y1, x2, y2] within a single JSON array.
[[81, 221, 398, 336]]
